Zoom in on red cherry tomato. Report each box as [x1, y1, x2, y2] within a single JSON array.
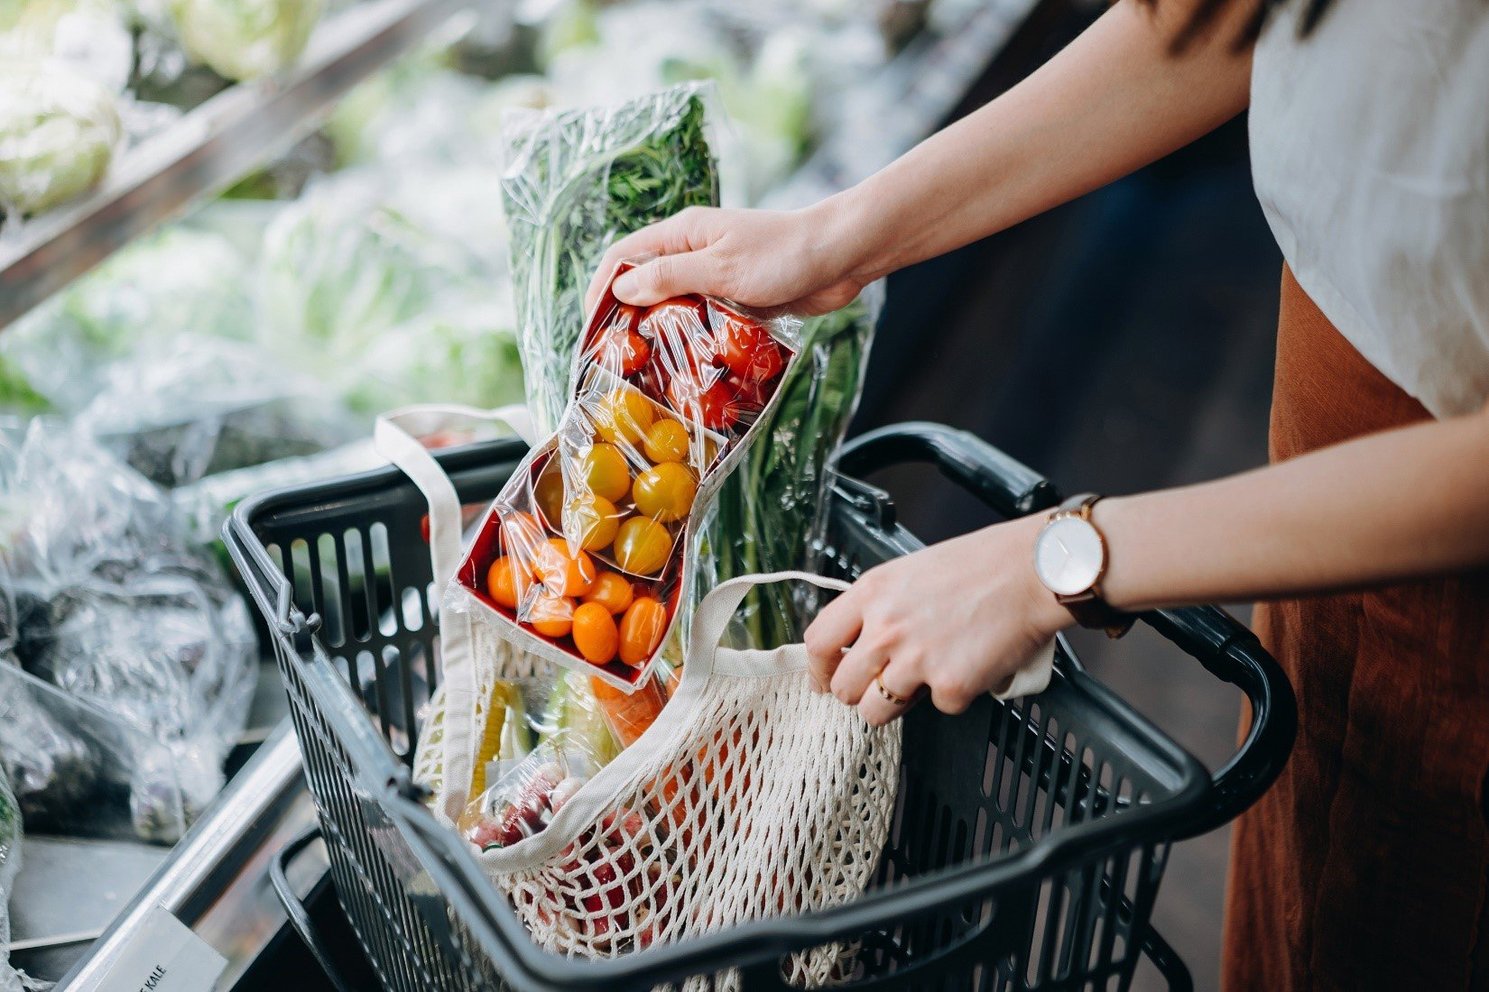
[[712, 308, 785, 383], [593, 307, 651, 377], [665, 376, 738, 432], [640, 298, 708, 343]]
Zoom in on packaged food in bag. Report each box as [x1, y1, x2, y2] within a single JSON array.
[[448, 263, 801, 687]]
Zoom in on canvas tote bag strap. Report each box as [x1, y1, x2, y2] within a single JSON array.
[[373, 403, 535, 588], [375, 403, 535, 822]]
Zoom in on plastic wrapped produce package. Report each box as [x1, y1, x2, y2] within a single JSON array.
[[0, 421, 256, 842], [1, 763, 26, 992], [76, 336, 358, 488], [501, 82, 720, 434], [696, 285, 884, 649], [448, 262, 802, 686]]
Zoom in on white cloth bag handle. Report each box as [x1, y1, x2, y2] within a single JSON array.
[[688, 569, 1054, 700], [372, 403, 536, 588], [375, 402, 536, 824]]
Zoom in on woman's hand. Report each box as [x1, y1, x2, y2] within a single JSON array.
[[805, 515, 1073, 727], [583, 199, 873, 317]]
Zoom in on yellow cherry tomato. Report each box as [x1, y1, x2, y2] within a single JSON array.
[[618, 597, 667, 666], [579, 443, 631, 503], [572, 602, 620, 665], [582, 571, 635, 615], [642, 418, 690, 464], [632, 462, 697, 523], [534, 465, 565, 527], [528, 593, 575, 639], [562, 494, 621, 552], [533, 537, 597, 597], [591, 388, 655, 446], [611, 516, 672, 576]]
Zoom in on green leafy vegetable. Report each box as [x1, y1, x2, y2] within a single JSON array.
[[501, 84, 719, 433], [0, 60, 119, 217], [168, 0, 324, 82], [699, 293, 879, 647]]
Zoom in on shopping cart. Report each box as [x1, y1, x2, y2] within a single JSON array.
[[225, 421, 1294, 992]]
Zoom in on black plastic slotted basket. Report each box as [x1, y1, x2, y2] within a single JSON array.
[[225, 422, 1294, 992]]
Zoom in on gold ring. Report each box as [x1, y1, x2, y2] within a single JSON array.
[[874, 673, 911, 707]]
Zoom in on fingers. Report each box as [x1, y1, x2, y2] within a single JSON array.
[[804, 589, 864, 694], [857, 663, 922, 727], [612, 250, 723, 306], [829, 635, 888, 706], [583, 208, 718, 314]]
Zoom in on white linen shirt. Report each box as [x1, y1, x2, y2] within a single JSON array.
[[1250, 0, 1489, 418]]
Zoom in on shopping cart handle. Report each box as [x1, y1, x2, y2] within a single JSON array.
[[838, 421, 1296, 841], [839, 422, 1061, 517]]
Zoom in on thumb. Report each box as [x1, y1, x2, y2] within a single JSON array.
[[612, 251, 720, 306]]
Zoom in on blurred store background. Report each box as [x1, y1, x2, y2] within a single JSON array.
[[0, 0, 1280, 988]]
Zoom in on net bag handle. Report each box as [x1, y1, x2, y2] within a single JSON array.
[[688, 571, 1054, 701]]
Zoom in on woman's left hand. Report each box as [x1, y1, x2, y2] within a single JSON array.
[[805, 515, 1072, 726]]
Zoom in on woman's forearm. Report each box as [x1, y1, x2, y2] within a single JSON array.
[[1097, 404, 1489, 611], [820, 0, 1256, 283]]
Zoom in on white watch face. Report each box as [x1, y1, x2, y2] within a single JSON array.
[[1034, 516, 1105, 597]]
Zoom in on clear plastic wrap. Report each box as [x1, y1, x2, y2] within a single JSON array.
[[695, 285, 883, 649], [76, 336, 357, 488], [1, 761, 22, 992], [458, 731, 608, 853], [500, 82, 721, 434], [0, 420, 256, 842], [0, 59, 121, 218], [450, 263, 801, 687]]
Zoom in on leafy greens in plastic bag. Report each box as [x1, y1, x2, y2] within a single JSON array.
[[501, 83, 719, 434]]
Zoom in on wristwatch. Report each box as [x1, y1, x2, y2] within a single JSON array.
[[1032, 493, 1135, 638]]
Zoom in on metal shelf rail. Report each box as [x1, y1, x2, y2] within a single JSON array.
[[0, 0, 481, 332]]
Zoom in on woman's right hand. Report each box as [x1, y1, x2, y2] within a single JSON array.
[[583, 199, 874, 318]]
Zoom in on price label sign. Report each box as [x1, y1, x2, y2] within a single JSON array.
[[95, 905, 227, 992]]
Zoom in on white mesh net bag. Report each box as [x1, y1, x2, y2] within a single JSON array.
[[474, 570, 902, 988]]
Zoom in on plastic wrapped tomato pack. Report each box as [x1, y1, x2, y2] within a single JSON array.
[[451, 261, 801, 688]]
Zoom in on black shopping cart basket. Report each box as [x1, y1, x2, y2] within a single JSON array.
[[225, 421, 1295, 992]]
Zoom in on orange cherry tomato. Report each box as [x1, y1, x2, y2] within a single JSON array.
[[485, 555, 526, 609], [534, 464, 565, 528], [713, 308, 785, 383], [572, 602, 620, 664], [591, 387, 655, 446], [579, 443, 631, 503], [533, 537, 597, 597], [528, 594, 575, 639], [631, 462, 697, 523], [618, 597, 667, 667], [642, 418, 690, 464], [582, 570, 635, 615], [611, 517, 672, 576], [562, 494, 622, 552]]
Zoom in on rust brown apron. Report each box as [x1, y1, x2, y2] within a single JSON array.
[[1220, 266, 1489, 991]]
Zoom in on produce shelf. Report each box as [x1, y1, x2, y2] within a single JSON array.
[[0, 0, 482, 333]]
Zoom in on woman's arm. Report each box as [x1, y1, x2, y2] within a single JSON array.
[[590, 0, 1258, 313], [809, 403, 1489, 725]]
